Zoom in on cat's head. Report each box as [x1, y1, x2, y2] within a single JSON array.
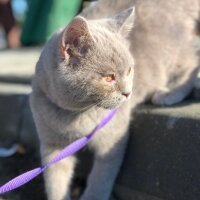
[[42, 7, 135, 111]]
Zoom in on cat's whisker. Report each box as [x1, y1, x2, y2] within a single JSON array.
[[71, 102, 99, 114]]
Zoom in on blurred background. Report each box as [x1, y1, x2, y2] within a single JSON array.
[[0, 0, 97, 48]]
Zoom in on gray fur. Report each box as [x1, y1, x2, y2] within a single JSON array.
[[30, 8, 135, 200], [82, 0, 200, 106]]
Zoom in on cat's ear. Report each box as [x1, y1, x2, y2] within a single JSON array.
[[60, 16, 93, 64], [112, 7, 135, 37]]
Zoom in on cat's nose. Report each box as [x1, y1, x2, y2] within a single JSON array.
[[122, 92, 131, 98]]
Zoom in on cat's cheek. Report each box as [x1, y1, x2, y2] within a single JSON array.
[[119, 97, 127, 104]]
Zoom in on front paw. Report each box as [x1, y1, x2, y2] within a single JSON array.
[[151, 90, 183, 106]]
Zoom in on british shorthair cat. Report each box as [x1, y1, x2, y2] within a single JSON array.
[[30, 8, 135, 200]]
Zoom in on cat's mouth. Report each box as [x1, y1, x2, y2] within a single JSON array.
[[97, 94, 130, 109]]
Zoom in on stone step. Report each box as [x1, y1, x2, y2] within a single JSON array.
[[115, 101, 200, 200], [0, 82, 31, 94], [0, 47, 40, 84], [0, 93, 38, 149]]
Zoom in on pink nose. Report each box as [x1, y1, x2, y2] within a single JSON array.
[[122, 92, 130, 98]]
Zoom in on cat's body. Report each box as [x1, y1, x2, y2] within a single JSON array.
[[30, 8, 135, 200], [82, 0, 200, 106]]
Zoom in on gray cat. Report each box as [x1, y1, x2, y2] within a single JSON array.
[[31, 0, 200, 199], [30, 8, 135, 200], [82, 0, 200, 106]]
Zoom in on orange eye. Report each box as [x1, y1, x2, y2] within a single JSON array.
[[103, 74, 115, 82]]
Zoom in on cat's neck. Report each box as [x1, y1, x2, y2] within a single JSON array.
[[41, 87, 106, 116]]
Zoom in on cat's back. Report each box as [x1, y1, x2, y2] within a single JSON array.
[[134, 0, 199, 34], [82, 0, 199, 20], [82, 0, 200, 57], [82, 0, 200, 65]]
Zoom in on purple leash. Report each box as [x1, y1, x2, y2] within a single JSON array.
[[0, 109, 117, 195]]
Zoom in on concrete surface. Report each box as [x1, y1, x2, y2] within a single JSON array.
[[0, 48, 39, 149], [114, 101, 200, 200]]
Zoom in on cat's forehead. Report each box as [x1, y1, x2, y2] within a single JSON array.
[[89, 26, 134, 72]]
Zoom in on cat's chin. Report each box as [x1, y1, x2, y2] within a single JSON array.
[[97, 104, 121, 110], [97, 99, 126, 110]]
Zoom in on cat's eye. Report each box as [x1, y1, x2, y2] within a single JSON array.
[[103, 74, 115, 82]]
